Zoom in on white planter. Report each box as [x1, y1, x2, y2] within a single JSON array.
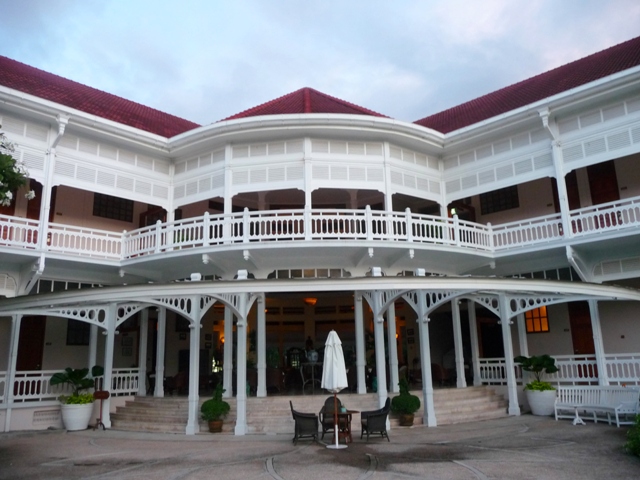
[[60, 403, 94, 431], [525, 389, 556, 416]]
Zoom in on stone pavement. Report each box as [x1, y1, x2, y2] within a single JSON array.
[[0, 415, 638, 479]]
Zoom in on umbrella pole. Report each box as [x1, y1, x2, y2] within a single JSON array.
[[326, 391, 347, 449], [334, 393, 339, 447]]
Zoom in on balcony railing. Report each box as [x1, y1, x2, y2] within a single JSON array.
[[2, 195, 640, 262], [0, 368, 141, 405], [478, 354, 640, 386]]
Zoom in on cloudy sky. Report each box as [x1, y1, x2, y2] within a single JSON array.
[[1, 0, 639, 126]]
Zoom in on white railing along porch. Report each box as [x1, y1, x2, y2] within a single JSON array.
[[0, 368, 141, 405], [2, 195, 640, 261], [478, 353, 640, 386]]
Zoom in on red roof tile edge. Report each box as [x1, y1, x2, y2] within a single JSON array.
[[414, 35, 640, 134], [0, 55, 201, 138]]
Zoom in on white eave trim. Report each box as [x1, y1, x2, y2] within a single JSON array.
[[168, 113, 445, 153], [0, 86, 171, 153], [441, 64, 640, 147]]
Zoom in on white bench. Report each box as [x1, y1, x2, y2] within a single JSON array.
[[555, 385, 640, 427]]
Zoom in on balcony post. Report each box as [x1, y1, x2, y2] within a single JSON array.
[[186, 295, 201, 435], [588, 300, 609, 386], [365, 205, 373, 240], [453, 214, 461, 246], [498, 294, 520, 416], [3, 314, 22, 432], [137, 309, 149, 396], [354, 292, 367, 394], [154, 308, 166, 397], [467, 301, 482, 386], [154, 220, 162, 253], [304, 205, 312, 241], [243, 208, 250, 243], [451, 300, 467, 388], [405, 208, 413, 241], [203, 211, 210, 247]]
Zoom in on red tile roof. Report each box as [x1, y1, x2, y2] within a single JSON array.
[[221, 87, 388, 121], [415, 36, 640, 133], [0, 56, 200, 138]]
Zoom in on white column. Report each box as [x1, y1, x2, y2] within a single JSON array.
[[257, 294, 266, 397], [588, 300, 609, 386], [223, 307, 233, 398], [88, 325, 98, 368], [4, 315, 22, 431], [516, 313, 529, 358], [101, 304, 117, 428], [137, 309, 149, 396], [154, 307, 166, 397], [451, 300, 466, 388], [234, 294, 249, 435], [387, 303, 399, 393], [372, 293, 388, 408], [416, 290, 437, 426], [498, 294, 520, 416], [186, 297, 202, 435], [467, 301, 482, 386], [354, 292, 367, 394]]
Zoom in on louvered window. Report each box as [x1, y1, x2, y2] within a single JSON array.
[[480, 185, 519, 214], [93, 193, 133, 222]]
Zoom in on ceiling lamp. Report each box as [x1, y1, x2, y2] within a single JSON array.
[[303, 297, 317, 306]]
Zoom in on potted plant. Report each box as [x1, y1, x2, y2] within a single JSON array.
[[391, 378, 421, 426], [201, 384, 230, 433], [514, 354, 559, 416], [50, 365, 104, 431]]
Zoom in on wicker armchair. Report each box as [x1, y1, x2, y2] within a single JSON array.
[[318, 396, 345, 439], [289, 401, 319, 444], [360, 397, 391, 441]]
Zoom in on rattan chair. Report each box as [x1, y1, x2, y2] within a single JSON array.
[[290, 401, 319, 444], [319, 396, 345, 439], [360, 397, 391, 441]]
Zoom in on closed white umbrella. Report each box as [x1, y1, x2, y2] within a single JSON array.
[[321, 330, 348, 449]]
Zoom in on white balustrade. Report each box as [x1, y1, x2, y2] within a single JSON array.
[[5, 368, 141, 404], [48, 224, 122, 259], [492, 213, 563, 249], [2, 197, 640, 261], [570, 197, 640, 236], [479, 354, 640, 387], [0, 214, 39, 249]]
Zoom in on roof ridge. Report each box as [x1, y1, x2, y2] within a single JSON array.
[[221, 86, 388, 121]]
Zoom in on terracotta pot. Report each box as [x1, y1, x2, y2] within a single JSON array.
[[398, 413, 414, 426], [208, 419, 223, 433]]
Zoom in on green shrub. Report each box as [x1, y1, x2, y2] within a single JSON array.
[[625, 415, 640, 457], [391, 378, 421, 415], [201, 384, 230, 421]]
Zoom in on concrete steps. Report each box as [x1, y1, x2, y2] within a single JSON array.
[[110, 386, 507, 435]]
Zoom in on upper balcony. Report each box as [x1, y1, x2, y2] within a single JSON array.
[[1, 195, 640, 289]]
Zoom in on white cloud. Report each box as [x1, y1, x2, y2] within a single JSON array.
[[0, 0, 639, 125]]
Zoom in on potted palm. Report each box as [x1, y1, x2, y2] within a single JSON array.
[[201, 384, 230, 433], [391, 378, 421, 426], [514, 354, 559, 416], [50, 365, 104, 431]]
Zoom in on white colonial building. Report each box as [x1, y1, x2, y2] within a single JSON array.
[[1, 36, 640, 435]]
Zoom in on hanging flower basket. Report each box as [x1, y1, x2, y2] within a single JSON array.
[[0, 129, 35, 206]]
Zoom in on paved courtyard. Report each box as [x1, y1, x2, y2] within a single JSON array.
[[0, 415, 638, 479]]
